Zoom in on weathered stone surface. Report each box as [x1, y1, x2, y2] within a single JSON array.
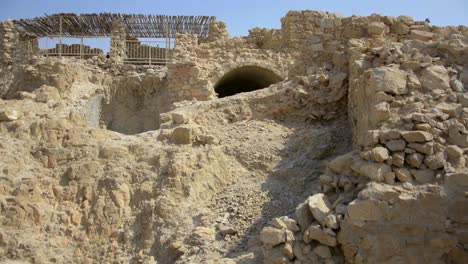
[[351, 160, 392, 182], [406, 152, 425, 168], [328, 152, 355, 174], [308, 193, 332, 225], [408, 142, 434, 155], [171, 126, 193, 144], [411, 169, 435, 183], [370, 146, 390, 162], [446, 145, 463, 159], [386, 140, 406, 151], [401, 131, 433, 142], [410, 30, 434, 41], [368, 66, 408, 95], [424, 152, 447, 170], [368, 22, 387, 36], [392, 152, 405, 167], [260, 227, 286, 248], [447, 134, 468, 148], [436, 102, 463, 117], [421, 65, 450, 92], [304, 225, 337, 246], [395, 168, 413, 182], [346, 199, 381, 222]]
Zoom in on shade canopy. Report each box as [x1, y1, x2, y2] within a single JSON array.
[[14, 13, 216, 38]]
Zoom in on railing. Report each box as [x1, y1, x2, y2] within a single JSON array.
[[124, 40, 174, 65], [15, 38, 175, 65], [17, 38, 105, 59]]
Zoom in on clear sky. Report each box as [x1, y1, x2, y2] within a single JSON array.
[[1, 0, 467, 37]]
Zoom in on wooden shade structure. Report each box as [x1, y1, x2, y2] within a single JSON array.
[[14, 13, 216, 39]]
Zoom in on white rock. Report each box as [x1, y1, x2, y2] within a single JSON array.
[[308, 193, 332, 225], [0, 109, 23, 121]]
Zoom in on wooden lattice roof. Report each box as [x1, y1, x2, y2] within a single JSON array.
[[14, 13, 216, 38]]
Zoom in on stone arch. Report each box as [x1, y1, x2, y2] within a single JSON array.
[[213, 65, 284, 98]]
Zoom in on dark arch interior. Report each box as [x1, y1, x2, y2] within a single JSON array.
[[214, 66, 283, 98]]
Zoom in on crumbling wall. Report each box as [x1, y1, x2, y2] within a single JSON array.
[[0, 19, 18, 67], [110, 19, 127, 65]]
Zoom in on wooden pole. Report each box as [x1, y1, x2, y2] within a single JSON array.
[[80, 37, 83, 59], [165, 19, 169, 65], [148, 44, 152, 65], [59, 16, 63, 57]]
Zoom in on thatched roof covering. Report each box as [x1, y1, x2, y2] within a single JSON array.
[[14, 13, 216, 38]]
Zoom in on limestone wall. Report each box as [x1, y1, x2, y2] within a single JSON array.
[[0, 20, 18, 67]]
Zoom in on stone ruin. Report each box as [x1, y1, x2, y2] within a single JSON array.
[[0, 10, 467, 264]]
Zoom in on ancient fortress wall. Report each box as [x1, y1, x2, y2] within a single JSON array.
[[0, 9, 467, 264]]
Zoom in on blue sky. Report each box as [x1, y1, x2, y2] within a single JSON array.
[[1, 0, 467, 36]]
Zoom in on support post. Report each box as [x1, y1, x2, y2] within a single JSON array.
[[59, 16, 63, 58], [80, 37, 83, 59], [148, 44, 151, 65], [165, 19, 169, 65]]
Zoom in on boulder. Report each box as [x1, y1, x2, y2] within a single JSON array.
[[447, 134, 468, 148], [420, 65, 451, 91], [410, 30, 434, 41], [446, 145, 463, 159], [401, 131, 433, 142], [408, 142, 434, 155], [295, 201, 314, 231], [436, 102, 463, 118], [172, 126, 193, 145], [392, 152, 405, 167], [304, 225, 337, 246], [270, 216, 299, 232], [386, 140, 406, 152], [351, 160, 392, 182], [395, 168, 413, 182], [308, 193, 332, 225], [424, 152, 447, 170], [368, 22, 387, 36], [406, 152, 425, 168], [260, 226, 286, 248], [392, 21, 410, 35], [0, 109, 23, 121], [346, 199, 381, 222], [411, 169, 435, 183], [370, 147, 390, 162], [328, 152, 355, 174], [368, 66, 408, 95], [451, 79, 464, 92]]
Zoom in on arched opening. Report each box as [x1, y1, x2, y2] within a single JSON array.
[[214, 66, 283, 98]]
